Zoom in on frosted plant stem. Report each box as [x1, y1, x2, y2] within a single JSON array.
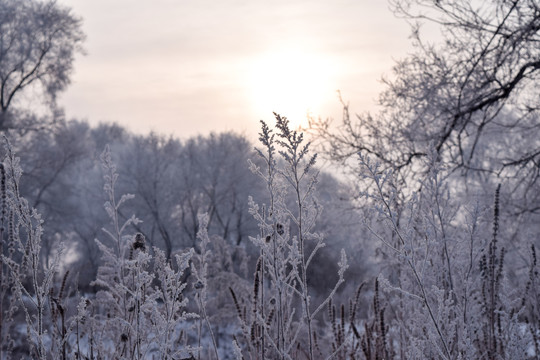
[[433, 176, 453, 292], [385, 198, 451, 360], [0, 222, 3, 360], [0, 162, 4, 358], [296, 183, 313, 360], [260, 250, 265, 359], [197, 294, 220, 360], [6, 143, 46, 359], [197, 308, 202, 360], [364, 158, 452, 360], [272, 231, 285, 359]]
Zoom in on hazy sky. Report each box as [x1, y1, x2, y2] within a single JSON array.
[[57, 0, 412, 140]]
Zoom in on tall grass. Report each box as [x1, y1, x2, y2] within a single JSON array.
[[0, 119, 539, 359]]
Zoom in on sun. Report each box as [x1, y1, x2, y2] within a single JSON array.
[[246, 48, 336, 129]]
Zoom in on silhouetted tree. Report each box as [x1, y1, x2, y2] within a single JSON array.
[[0, 0, 84, 131]]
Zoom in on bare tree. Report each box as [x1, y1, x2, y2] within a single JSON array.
[[312, 0, 540, 207], [120, 133, 183, 260], [0, 0, 84, 131]]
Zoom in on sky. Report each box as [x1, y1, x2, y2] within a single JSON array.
[[56, 0, 412, 140]]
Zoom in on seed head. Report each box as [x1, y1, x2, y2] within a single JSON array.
[[133, 233, 146, 251], [194, 280, 204, 290], [276, 223, 284, 236]]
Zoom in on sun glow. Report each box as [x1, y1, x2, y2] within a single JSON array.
[[246, 49, 337, 129]]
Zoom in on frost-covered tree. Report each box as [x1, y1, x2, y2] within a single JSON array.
[[312, 0, 540, 215], [0, 0, 84, 131], [114, 131, 263, 258], [312, 3, 540, 333]]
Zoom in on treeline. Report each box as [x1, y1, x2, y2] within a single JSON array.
[[0, 117, 372, 359], [10, 120, 367, 292]]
